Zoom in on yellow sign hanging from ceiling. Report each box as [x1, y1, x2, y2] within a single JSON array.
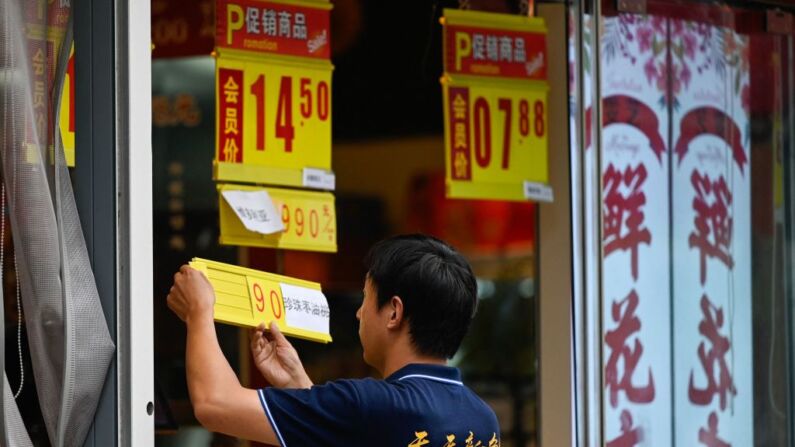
[[213, 0, 336, 254], [214, 0, 334, 189], [190, 258, 332, 343], [218, 183, 337, 252], [441, 9, 552, 202], [214, 52, 333, 187], [443, 77, 549, 201]]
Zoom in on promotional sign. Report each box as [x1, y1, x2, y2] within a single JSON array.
[[218, 183, 336, 252], [213, 0, 333, 189], [59, 44, 75, 167], [216, 0, 331, 59], [671, 21, 753, 446], [597, 14, 672, 446], [443, 15, 547, 80], [441, 9, 551, 202], [190, 258, 332, 343], [215, 53, 333, 186], [213, 0, 335, 254]]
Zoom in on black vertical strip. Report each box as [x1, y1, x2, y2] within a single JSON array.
[[74, 0, 118, 445], [666, 15, 677, 447]]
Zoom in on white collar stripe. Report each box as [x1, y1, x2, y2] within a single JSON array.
[[258, 389, 288, 447], [396, 374, 464, 386]]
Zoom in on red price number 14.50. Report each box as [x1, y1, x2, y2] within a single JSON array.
[[280, 203, 334, 242], [472, 97, 545, 170], [251, 281, 283, 322], [250, 75, 330, 153]]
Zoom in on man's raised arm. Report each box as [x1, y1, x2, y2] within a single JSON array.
[[168, 265, 279, 444]]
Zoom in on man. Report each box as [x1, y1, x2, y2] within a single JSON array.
[[167, 234, 500, 446]]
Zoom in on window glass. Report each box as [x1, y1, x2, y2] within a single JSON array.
[[589, 1, 795, 444]]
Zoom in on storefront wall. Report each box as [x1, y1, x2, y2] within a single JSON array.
[[569, 0, 795, 445]]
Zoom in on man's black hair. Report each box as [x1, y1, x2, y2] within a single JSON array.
[[364, 234, 477, 359]]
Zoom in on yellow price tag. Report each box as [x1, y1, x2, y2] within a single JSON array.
[[218, 183, 337, 252], [215, 52, 333, 187], [443, 77, 549, 201], [59, 43, 75, 167], [190, 258, 332, 343]]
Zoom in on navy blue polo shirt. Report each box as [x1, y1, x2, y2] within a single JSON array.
[[257, 363, 501, 447]]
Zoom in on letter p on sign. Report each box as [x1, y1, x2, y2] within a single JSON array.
[[455, 32, 471, 71], [227, 4, 244, 45]]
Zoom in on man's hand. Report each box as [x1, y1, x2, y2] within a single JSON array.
[[251, 322, 313, 389], [167, 265, 215, 324]]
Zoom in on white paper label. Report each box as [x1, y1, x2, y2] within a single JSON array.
[[523, 181, 554, 202], [303, 168, 336, 190], [279, 283, 330, 335], [222, 190, 285, 235]]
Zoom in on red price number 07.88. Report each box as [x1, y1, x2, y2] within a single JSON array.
[[280, 203, 334, 242], [472, 97, 545, 170], [250, 75, 330, 153], [251, 281, 283, 320]]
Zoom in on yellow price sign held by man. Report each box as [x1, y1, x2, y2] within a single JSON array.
[[218, 183, 337, 252], [215, 53, 333, 188], [190, 258, 332, 343]]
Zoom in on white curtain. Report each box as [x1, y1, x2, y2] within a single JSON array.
[[0, 1, 115, 446]]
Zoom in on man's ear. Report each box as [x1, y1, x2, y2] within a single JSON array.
[[386, 296, 404, 330]]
